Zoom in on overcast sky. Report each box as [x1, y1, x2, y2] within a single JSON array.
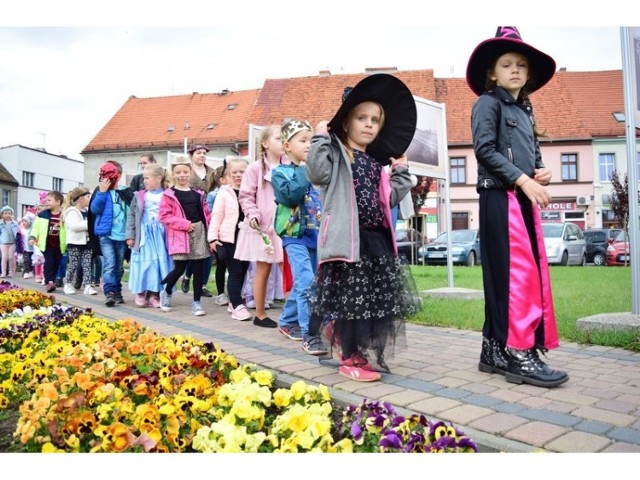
[[0, 2, 632, 160]]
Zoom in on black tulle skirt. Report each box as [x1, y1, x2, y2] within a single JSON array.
[[308, 226, 420, 370]]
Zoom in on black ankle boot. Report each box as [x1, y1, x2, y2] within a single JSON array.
[[478, 337, 509, 375], [505, 347, 569, 387]]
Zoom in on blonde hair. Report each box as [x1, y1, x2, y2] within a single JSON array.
[[144, 163, 170, 189], [257, 125, 281, 175], [223, 156, 249, 179], [62, 186, 90, 225]]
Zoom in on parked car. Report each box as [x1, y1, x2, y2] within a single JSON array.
[[418, 229, 480, 266], [395, 228, 424, 265], [583, 228, 622, 266], [606, 230, 631, 266], [542, 222, 586, 266]]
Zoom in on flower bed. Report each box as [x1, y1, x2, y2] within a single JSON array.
[[0, 280, 477, 453]]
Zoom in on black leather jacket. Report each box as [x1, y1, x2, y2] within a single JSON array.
[[471, 86, 544, 192]]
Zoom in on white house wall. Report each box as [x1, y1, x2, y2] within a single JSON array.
[[0, 145, 84, 215]]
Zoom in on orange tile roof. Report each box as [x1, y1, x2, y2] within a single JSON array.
[[247, 69, 437, 128], [82, 69, 627, 154], [554, 70, 625, 138], [82, 89, 261, 152]]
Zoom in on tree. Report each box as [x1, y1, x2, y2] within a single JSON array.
[[410, 176, 434, 235], [609, 170, 629, 266]]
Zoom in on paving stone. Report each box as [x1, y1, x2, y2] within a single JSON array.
[[574, 420, 613, 435], [461, 382, 498, 395], [542, 389, 599, 406], [469, 412, 529, 435], [379, 390, 433, 407], [490, 389, 530, 403], [438, 404, 494, 425], [355, 384, 407, 399], [518, 408, 581, 427], [594, 399, 638, 414], [607, 427, 640, 444], [519, 396, 553, 409], [463, 393, 504, 408], [394, 378, 443, 393], [545, 431, 612, 452], [494, 402, 527, 414], [434, 376, 470, 388], [408, 396, 462, 415], [601, 442, 640, 452], [572, 406, 636, 427], [504, 421, 568, 447]]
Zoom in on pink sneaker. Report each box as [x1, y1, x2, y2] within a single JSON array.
[[230, 304, 252, 321], [147, 294, 161, 308], [338, 365, 381, 382], [134, 293, 147, 307]]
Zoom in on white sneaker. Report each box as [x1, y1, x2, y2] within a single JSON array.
[[214, 293, 229, 306], [23, 272, 34, 279], [84, 285, 99, 295], [191, 301, 206, 316], [63, 284, 76, 295], [231, 304, 252, 321]]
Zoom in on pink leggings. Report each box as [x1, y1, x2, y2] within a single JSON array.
[[0, 244, 16, 276]]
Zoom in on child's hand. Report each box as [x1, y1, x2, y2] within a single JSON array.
[[390, 154, 408, 167], [98, 177, 111, 192], [209, 239, 221, 253], [126, 239, 134, 248], [315, 120, 329, 136], [188, 223, 195, 233], [533, 167, 552, 186], [249, 218, 259, 230], [520, 178, 552, 209]]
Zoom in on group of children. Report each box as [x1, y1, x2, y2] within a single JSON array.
[[2, 27, 571, 386]]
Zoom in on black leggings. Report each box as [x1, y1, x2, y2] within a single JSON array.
[[163, 258, 205, 301]]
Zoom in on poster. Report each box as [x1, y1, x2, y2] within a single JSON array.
[[405, 96, 448, 180]]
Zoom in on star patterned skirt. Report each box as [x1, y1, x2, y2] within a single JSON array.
[[308, 226, 420, 368]]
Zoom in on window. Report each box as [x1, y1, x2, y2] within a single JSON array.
[[22, 171, 35, 187], [2, 190, 9, 206], [52, 177, 63, 191], [561, 153, 578, 181], [598, 153, 615, 182], [449, 157, 466, 184]]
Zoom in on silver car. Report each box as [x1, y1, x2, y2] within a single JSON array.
[[542, 222, 587, 266]]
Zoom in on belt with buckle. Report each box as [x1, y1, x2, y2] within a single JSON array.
[[478, 178, 499, 189]]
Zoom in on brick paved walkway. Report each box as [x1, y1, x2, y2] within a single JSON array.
[[13, 276, 640, 453]]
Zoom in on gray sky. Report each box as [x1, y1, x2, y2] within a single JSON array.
[[0, 1, 631, 159]]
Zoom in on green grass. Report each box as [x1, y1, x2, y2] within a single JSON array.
[[410, 265, 640, 351]]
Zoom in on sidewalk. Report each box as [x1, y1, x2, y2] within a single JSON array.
[[13, 276, 640, 453]]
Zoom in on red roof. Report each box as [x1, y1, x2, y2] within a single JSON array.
[[83, 90, 261, 152], [82, 69, 627, 153]]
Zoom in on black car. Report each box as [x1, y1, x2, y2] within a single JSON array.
[[583, 228, 622, 266]]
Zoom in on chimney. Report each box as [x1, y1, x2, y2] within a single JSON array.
[[319, 69, 331, 77]]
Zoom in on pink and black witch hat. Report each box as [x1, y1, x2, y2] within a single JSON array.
[[466, 27, 556, 97]]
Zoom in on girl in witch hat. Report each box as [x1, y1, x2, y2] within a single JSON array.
[[304, 73, 421, 382], [467, 27, 568, 387]]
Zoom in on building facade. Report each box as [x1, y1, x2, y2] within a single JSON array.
[[0, 145, 84, 217]]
